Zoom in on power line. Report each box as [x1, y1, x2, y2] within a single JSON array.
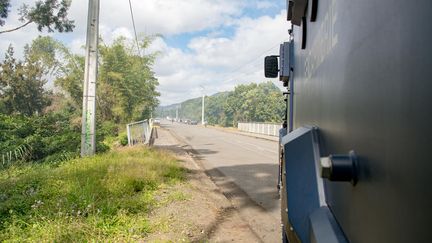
[[128, 0, 141, 55], [229, 43, 280, 75], [218, 43, 280, 84], [222, 61, 263, 84]]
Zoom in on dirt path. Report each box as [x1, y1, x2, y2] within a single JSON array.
[[148, 127, 263, 242]]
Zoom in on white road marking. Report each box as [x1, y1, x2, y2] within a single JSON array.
[[233, 139, 277, 154], [215, 137, 277, 160]]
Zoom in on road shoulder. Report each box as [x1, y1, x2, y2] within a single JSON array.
[[161, 126, 281, 243], [149, 127, 262, 242]]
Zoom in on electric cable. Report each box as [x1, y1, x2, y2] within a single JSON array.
[[218, 43, 280, 84], [128, 0, 141, 56]]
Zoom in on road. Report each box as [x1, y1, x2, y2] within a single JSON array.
[[161, 120, 281, 242]]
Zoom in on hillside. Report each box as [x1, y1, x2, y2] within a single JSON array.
[[156, 92, 229, 122], [156, 82, 284, 127]]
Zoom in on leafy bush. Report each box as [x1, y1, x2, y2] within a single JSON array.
[[0, 110, 110, 167], [120, 133, 129, 146]]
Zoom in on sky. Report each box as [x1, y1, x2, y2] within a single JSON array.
[[0, 0, 290, 106]]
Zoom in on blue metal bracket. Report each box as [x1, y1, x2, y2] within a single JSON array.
[[281, 126, 348, 243]]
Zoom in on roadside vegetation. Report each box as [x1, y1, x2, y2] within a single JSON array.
[[0, 146, 186, 242], [0, 35, 159, 166], [0, 2, 274, 241], [0, 31, 174, 240]]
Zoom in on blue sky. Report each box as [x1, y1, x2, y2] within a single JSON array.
[[0, 0, 289, 105], [164, 1, 284, 50]]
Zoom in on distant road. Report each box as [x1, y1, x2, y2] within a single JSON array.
[[161, 120, 281, 241]]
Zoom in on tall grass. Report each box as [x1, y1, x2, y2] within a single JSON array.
[[0, 144, 32, 169], [0, 146, 185, 242]]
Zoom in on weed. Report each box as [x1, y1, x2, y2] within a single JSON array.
[[0, 146, 185, 242]]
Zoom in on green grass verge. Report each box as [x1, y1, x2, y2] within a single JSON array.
[[0, 146, 185, 242]]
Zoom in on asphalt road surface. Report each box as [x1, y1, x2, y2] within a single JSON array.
[[161, 120, 281, 241]]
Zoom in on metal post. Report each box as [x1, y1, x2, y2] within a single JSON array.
[[142, 121, 147, 143], [126, 124, 131, 146], [81, 0, 100, 157], [201, 94, 205, 125]]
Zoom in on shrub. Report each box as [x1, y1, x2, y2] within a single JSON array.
[[0, 110, 110, 167], [119, 133, 129, 146]]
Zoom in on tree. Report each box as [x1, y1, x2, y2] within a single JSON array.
[[54, 54, 84, 108], [156, 82, 284, 127], [206, 92, 229, 125], [98, 36, 160, 122], [51, 35, 160, 123], [0, 44, 52, 116], [0, 0, 74, 34], [223, 83, 257, 126], [8, 35, 161, 123], [23, 36, 84, 109], [25, 36, 62, 74], [0, 0, 9, 26]]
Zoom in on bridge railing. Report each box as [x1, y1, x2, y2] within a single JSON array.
[[126, 119, 157, 146], [237, 122, 282, 137]]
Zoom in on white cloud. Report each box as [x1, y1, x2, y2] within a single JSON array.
[[2, 0, 244, 55], [67, 0, 246, 37], [0, 0, 288, 106], [155, 10, 289, 105]]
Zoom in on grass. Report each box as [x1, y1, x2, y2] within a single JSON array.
[[0, 146, 185, 242]]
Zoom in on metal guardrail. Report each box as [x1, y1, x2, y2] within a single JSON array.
[[126, 119, 157, 146], [237, 122, 282, 137]]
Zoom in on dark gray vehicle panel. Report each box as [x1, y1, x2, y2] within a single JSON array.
[[292, 0, 432, 242]]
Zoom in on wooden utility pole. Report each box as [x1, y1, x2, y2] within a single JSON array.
[[81, 0, 100, 157]]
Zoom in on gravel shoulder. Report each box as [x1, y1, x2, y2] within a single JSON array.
[[147, 127, 262, 242]]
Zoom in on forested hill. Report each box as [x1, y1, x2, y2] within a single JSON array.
[[156, 81, 285, 127], [156, 91, 229, 123]]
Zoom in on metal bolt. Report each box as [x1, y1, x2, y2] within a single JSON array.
[[320, 157, 332, 179], [320, 151, 358, 185]]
